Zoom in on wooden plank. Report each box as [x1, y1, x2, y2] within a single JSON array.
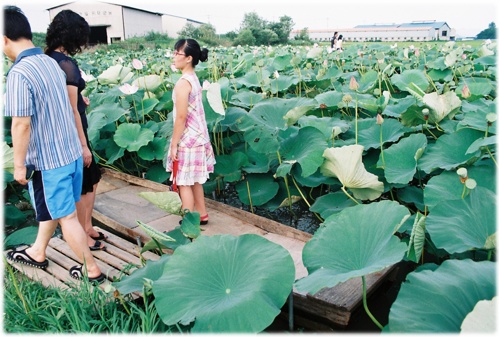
[[5, 256, 68, 289], [92, 210, 151, 246], [96, 227, 159, 261]]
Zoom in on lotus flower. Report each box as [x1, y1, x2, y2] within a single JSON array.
[[274, 70, 280, 79], [376, 114, 384, 125], [349, 76, 359, 91], [321, 144, 384, 201], [461, 84, 471, 98], [80, 70, 95, 82], [119, 83, 139, 95], [132, 58, 143, 70]]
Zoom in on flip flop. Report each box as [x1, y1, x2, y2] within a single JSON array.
[[90, 232, 107, 241], [6, 247, 49, 269], [89, 240, 106, 251], [69, 265, 106, 284], [178, 215, 209, 226]]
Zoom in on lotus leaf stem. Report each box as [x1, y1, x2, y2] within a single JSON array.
[[291, 176, 323, 222], [341, 186, 360, 205], [485, 146, 497, 166], [379, 125, 386, 169], [355, 94, 359, 144], [246, 180, 254, 214], [362, 276, 384, 330]]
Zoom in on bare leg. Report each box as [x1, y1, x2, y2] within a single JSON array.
[[25, 219, 59, 263], [192, 183, 208, 217], [76, 183, 102, 247], [179, 185, 195, 212], [58, 210, 101, 278]]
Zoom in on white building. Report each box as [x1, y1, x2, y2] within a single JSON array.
[[292, 21, 455, 43], [47, 1, 204, 44]]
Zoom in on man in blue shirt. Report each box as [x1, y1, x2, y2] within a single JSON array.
[[3, 5, 104, 284]]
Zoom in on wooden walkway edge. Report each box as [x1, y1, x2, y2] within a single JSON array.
[[5, 168, 395, 329]]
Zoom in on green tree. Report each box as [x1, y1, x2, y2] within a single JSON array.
[[233, 28, 256, 46], [259, 29, 279, 45], [294, 27, 311, 42], [177, 23, 198, 39], [268, 15, 295, 44], [476, 22, 496, 39]]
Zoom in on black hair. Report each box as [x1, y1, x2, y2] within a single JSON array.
[[3, 5, 32, 41], [45, 10, 90, 55], [174, 38, 208, 66]]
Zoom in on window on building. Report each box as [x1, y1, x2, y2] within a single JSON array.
[[111, 37, 121, 43], [442, 31, 447, 37]]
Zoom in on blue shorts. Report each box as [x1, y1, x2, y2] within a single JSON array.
[[28, 157, 83, 221]]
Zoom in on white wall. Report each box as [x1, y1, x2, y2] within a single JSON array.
[[122, 6, 162, 39]]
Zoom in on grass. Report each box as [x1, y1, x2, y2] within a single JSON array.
[[3, 262, 179, 333]]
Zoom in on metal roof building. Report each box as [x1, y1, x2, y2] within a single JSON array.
[[47, 1, 204, 44], [292, 21, 455, 43]]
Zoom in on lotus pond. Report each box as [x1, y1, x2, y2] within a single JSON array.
[[3, 40, 496, 332]]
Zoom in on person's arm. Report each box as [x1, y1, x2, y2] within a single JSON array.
[[169, 79, 191, 161], [67, 85, 92, 167], [11, 116, 31, 185]]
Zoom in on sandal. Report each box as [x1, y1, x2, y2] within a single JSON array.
[[178, 214, 209, 225], [69, 265, 106, 284], [89, 240, 106, 251], [90, 232, 107, 241], [6, 247, 48, 269]]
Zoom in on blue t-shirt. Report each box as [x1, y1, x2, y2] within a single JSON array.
[[4, 48, 82, 170]]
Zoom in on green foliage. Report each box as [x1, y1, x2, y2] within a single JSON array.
[[476, 22, 496, 39], [31, 32, 46, 49], [235, 12, 295, 46], [177, 23, 220, 46]]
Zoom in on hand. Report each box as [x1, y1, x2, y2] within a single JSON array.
[[169, 144, 178, 162], [82, 96, 90, 106], [14, 166, 29, 185], [82, 146, 92, 168]]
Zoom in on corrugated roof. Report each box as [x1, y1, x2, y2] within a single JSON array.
[[355, 21, 448, 30]]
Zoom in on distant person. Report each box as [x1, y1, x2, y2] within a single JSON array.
[[336, 34, 344, 51], [45, 10, 105, 251], [331, 31, 338, 49], [4, 5, 104, 284], [166, 39, 215, 225]]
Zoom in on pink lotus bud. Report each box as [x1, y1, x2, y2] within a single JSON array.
[[462, 54, 467, 60], [376, 114, 384, 125], [415, 48, 420, 57], [323, 60, 328, 67], [462, 84, 471, 98], [132, 59, 143, 70], [349, 76, 359, 91]]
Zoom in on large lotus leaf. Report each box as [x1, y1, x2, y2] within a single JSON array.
[[132, 75, 162, 92], [283, 105, 316, 127], [383, 96, 416, 118], [230, 143, 272, 174], [309, 191, 357, 219], [229, 90, 264, 108], [236, 101, 288, 153], [477, 45, 494, 57], [134, 98, 159, 119], [213, 152, 249, 182], [238, 69, 270, 88], [422, 91, 462, 123], [145, 164, 169, 184], [104, 139, 125, 164], [396, 186, 425, 212], [377, 133, 427, 184], [424, 165, 495, 209], [235, 173, 279, 206], [391, 69, 429, 93], [260, 180, 301, 212], [2, 141, 14, 174], [417, 128, 484, 174], [385, 259, 496, 332], [113, 254, 170, 295], [426, 186, 495, 254], [97, 64, 132, 85], [89, 102, 129, 124], [113, 123, 154, 152], [314, 91, 345, 108], [297, 115, 350, 139], [269, 74, 297, 94], [457, 102, 496, 134], [457, 78, 494, 99], [356, 118, 406, 150], [295, 201, 409, 294], [4, 225, 37, 248], [461, 296, 497, 333], [153, 234, 295, 332], [138, 191, 182, 216], [276, 127, 327, 178], [356, 70, 378, 93], [466, 135, 496, 154], [321, 145, 384, 201], [138, 137, 167, 161], [292, 165, 340, 188], [272, 54, 293, 71], [221, 107, 248, 132], [306, 47, 322, 59]]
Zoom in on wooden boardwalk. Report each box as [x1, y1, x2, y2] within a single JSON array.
[[5, 168, 395, 329]]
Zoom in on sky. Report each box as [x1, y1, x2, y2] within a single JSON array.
[[8, 0, 499, 38]]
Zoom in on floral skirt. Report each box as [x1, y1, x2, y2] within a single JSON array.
[[166, 142, 215, 186]]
